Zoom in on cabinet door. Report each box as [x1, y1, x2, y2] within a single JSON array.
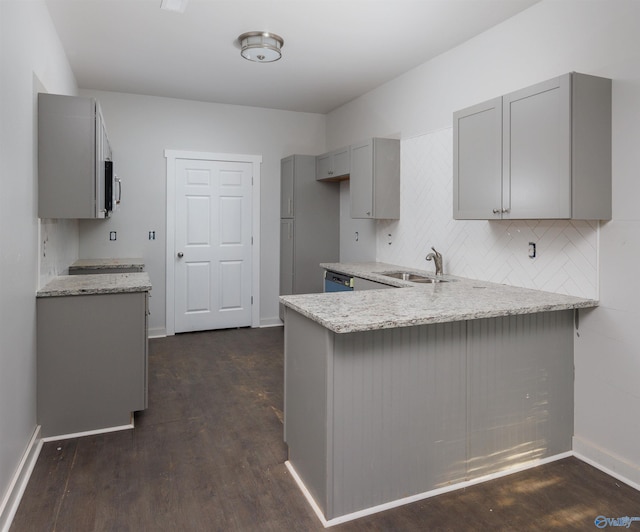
[[280, 219, 294, 296], [332, 147, 350, 178], [281, 156, 295, 218], [453, 98, 503, 220], [503, 74, 571, 219], [350, 140, 374, 218], [350, 139, 400, 219], [38, 94, 100, 219], [316, 153, 332, 181]]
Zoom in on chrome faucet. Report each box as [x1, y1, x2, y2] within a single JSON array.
[[425, 247, 443, 276]]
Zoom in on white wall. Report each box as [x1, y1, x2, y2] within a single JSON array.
[[327, 0, 640, 484], [0, 0, 77, 520], [77, 90, 326, 334]]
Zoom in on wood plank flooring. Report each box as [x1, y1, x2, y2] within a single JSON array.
[[11, 327, 640, 531]]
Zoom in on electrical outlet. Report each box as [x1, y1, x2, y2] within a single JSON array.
[[528, 241, 536, 259], [149, 231, 156, 240], [109, 231, 117, 241]]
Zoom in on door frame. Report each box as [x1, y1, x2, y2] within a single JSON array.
[[165, 150, 261, 335]]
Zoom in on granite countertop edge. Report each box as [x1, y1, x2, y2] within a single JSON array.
[[281, 262, 598, 333], [68, 258, 145, 271], [37, 272, 152, 297]]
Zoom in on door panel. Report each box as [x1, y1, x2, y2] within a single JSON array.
[[186, 262, 211, 312], [175, 159, 252, 332], [220, 261, 243, 308], [503, 75, 571, 219]]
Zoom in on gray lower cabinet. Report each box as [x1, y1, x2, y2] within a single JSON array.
[[453, 72, 611, 220], [284, 308, 573, 521], [352, 276, 394, 291], [350, 138, 400, 219], [37, 291, 148, 438]]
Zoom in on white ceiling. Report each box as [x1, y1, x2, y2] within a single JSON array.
[[44, 0, 540, 114]]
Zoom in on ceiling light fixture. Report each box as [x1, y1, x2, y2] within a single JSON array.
[[238, 32, 284, 63], [160, 0, 188, 13]]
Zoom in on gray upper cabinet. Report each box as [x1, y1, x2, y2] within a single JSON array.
[[453, 72, 611, 220], [38, 93, 113, 219], [316, 147, 350, 181], [350, 138, 400, 219]]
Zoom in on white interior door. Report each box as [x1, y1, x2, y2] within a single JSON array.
[[174, 158, 253, 333]]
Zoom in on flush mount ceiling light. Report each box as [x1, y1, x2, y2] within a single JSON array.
[[160, 0, 188, 13], [238, 32, 284, 63]]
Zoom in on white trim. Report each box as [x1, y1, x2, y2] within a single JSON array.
[[260, 318, 284, 328], [573, 436, 640, 491], [0, 427, 42, 532], [40, 423, 134, 443], [164, 150, 262, 335], [286, 452, 573, 527], [285, 461, 329, 527]]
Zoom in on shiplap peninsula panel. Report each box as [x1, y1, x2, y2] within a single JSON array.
[[466, 311, 574, 478], [284, 305, 576, 522], [331, 321, 467, 518]]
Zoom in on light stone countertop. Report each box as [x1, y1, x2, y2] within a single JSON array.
[[279, 262, 598, 333], [69, 258, 144, 272], [37, 272, 152, 297]]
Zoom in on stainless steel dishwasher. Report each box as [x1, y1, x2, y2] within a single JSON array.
[[323, 270, 354, 292]]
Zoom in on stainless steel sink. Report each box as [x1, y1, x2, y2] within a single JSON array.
[[380, 271, 449, 283]]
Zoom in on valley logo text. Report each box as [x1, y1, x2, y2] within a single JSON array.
[[595, 516, 640, 528]]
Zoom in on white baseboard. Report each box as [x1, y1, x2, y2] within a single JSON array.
[[286, 451, 573, 527], [573, 436, 640, 491], [148, 327, 166, 339], [260, 317, 283, 328], [0, 426, 43, 532], [41, 422, 134, 443]]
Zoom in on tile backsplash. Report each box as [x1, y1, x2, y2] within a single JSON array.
[[39, 218, 79, 289], [376, 128, 599, 300]]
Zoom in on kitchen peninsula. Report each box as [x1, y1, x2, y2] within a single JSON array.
[[280, 262, 597, 525]]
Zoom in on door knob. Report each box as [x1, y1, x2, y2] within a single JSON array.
[[177, 252, 184, 258]]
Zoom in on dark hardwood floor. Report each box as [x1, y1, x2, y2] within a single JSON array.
[[11, 327, 640, 531]]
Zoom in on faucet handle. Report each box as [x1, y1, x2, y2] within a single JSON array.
[[426, 247, 444, 275]]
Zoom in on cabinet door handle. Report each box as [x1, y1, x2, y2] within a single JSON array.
[[177, 252, 184, 258], [366, 211, 371, 216], [501, 208, 510, 214], [492, 208, 501, 214]]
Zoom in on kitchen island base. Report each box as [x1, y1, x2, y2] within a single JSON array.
[[284, 307, 574, 523]]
